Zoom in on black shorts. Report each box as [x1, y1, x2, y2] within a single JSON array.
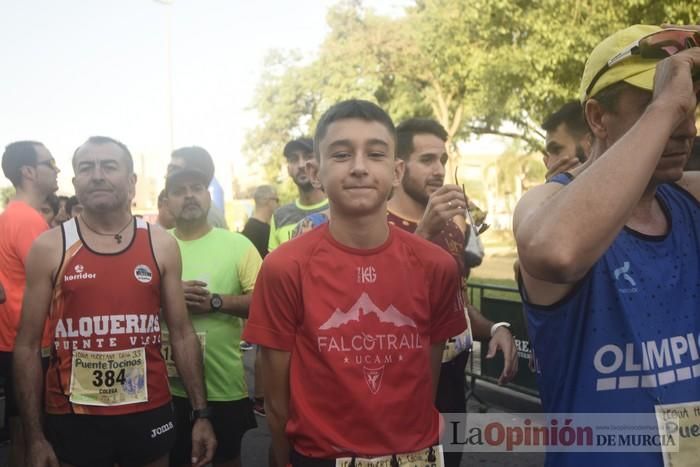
[[435, 351, 469, 467], [0, 351, 49, 421], [45, 402, 176, 467], [170, 396, 257, 465]]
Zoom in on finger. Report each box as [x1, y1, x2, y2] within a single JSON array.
[[432, 184, 462, 196], [511, 354, 520, 375], [486, 338, 497, 359], [184, 280, 208, 287], [184, 293, 207, 303], [187, 287, 210, 297], [502, 345, 515, 378], [204, 438, 217, 465], [191, 437, 203, 466]]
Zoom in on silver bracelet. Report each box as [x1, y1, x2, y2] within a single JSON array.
[[490, 322, 511, 337]]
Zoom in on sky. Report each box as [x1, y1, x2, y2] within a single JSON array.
[[0, 0, 505, 196]]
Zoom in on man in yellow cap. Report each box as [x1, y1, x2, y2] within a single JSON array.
[[514, 25, 700, 466]]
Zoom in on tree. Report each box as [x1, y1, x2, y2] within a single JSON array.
[[0, 186, 14, 209], [245, 0, 700, 184]]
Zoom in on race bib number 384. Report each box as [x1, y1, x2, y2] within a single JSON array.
[[69, 348, 148, 406]]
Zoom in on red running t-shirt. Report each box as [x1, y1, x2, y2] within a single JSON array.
[[0, 201, 49, 351], [243, 223, 466, 458]]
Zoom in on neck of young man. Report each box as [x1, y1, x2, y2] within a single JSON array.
[[328, 205, 390, 249], [297, 187, 326, 207], [13, 184, 50, 212], [175, 217, 212, 241], [386, 187, 425, 222], [251, 206, 273, 224]]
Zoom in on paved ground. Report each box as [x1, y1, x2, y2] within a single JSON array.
[[0, 347, 545, 467], [240, 347, 546, 467]]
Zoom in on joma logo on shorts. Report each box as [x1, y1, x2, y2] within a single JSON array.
[[150, 421, 174, 438]]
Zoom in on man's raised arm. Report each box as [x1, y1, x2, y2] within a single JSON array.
[[516, 50, 700, 285]]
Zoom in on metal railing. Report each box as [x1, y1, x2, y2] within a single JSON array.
[[465, 282, 540, 407]]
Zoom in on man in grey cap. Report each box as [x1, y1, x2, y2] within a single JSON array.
[[268, 138, 328, 251], [167, 146, 229, 229]]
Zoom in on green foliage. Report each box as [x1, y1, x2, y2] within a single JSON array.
[[0, 186, 15, 208], [245, 0, 700, 183]]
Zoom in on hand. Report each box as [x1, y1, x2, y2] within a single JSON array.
[[545, 155, 581, 180], [27, 437, 60, 467], [486, 327, 519, 385], [650, 47, 700, 125], [415, 184, 468, 239], [182, 280, 211, 314], [191, 418, 217, 467]]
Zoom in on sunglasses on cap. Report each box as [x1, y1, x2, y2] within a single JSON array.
[[585, 28, 700, 99]]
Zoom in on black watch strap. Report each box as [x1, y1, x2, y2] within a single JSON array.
[[191, 407, 212, 421]]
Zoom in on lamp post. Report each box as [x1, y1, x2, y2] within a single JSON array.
[[154, 0, 174, 153]]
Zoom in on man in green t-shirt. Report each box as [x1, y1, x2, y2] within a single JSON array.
[[268, 138, 328, 251], [164, 166, 262, 467]]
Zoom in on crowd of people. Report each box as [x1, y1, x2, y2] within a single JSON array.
[[0, 23, 699, 467]]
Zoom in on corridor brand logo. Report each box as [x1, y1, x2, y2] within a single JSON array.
[[441, 413, 680, 453]]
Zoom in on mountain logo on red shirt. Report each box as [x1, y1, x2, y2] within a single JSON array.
[[319, 292, 417, 330]]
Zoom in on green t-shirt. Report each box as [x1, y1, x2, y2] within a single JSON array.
[[268, 198, 328, 251], [164, 228, 262, 401]]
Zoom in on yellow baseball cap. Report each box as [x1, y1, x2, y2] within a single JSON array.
[[579, 25, 662, 102]]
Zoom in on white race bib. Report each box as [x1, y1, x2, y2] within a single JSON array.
[[69, 348, 147, 406], [161, 330, 206, 378], [335, 445, 444, 467], [656, 401, 700, 466]]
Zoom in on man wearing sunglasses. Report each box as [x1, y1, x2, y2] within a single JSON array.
[[0, 140, 59, 467], [515, 25, 700, 466]]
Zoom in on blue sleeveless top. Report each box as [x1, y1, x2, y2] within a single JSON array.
[[521, 173, 700, 466]]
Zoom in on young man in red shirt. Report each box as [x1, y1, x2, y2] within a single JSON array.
[[243, 100, 466, 467], [0, 140, 59, 467]]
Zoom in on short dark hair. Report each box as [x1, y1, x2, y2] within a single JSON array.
[[2, 141, 44, 187], [313, 99, 396, 160], [542, 101, 590, 139], [45, 193, 60, 216], [171, 146, 215, 183], [65, 196, 81, 217], [589, 81, 632, 114], [72, 136, 134, 173], [396, 118, 448, 161]]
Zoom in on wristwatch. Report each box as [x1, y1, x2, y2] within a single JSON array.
[[210, 293, 223, 312], [190, 407, 212, 422]]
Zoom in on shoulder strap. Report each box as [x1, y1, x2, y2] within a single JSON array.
[[62, 217, 80, 253]]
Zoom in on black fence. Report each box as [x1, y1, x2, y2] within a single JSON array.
[[466, 283, 540, 401]]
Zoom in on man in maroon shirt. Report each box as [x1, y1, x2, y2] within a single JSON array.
[[387, 118, 518, 467]]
